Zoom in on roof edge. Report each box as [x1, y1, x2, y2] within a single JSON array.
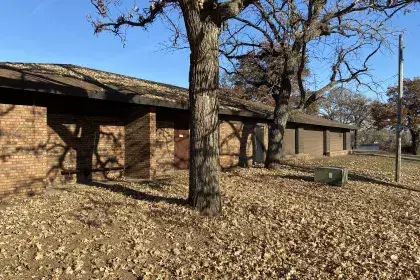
[[1, 61, 190, 92], [0, 83, 357, 129], [0, 62, 357, 130]]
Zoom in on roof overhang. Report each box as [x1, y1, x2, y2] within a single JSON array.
[[0, 67, 357, 130], [0, 81, 273, 119]]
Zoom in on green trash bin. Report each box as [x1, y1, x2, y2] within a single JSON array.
[[314, 166, 348, 186]]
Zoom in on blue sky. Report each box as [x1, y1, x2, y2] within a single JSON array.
[[1, 1, 419, 100], [0, 0, 191, 87]]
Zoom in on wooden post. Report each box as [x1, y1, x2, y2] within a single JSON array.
[[395, 34, 404, 183]]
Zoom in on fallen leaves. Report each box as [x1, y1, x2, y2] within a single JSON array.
[[0, 155, 419, 279]]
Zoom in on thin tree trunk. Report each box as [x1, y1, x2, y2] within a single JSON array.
[[184, 12, 221, 216], [265, 79, 292, 169], [411, 129, 420, 155]]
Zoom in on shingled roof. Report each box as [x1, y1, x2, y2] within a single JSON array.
[[0, 62, 356, 130]]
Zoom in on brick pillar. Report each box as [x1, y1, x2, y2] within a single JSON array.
[[124, 106, 156, 179], [295, 126, 304, 154], [324, 129, 331, 156]]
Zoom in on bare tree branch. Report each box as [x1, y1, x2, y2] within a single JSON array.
[[217, 0, 258, 22], [89, 0, 178, 42], [219, 0, 417, 165]]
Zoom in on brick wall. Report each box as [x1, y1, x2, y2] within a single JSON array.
[[94, 124, 125, 179], [47, 113, 125, 184], [219, 120, 267, 168], [152, 120, 175, 177], [148, 115, 270, 174], [0, 104, 47, 198], [1, 93, 356, 199], [220, 121, 248, 167]]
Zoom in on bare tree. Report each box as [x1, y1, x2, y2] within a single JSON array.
[[220, 54, 311, 108], [89, 0, 256, 216], [220, 0, 416, 168], [319, 87, 372, 148], [319, 87, 371, 125]]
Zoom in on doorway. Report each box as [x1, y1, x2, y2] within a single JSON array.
[[174, 121, 189, 169], [253, 125, 265, 164]]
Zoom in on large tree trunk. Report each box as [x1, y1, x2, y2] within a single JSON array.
[[183, 6, 222, 216], [410, 129, 420, 155], [265, 79, 292, 169]]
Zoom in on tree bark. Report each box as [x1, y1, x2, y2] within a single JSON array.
[[265, 79, 292, 169], [183, 6, 222, 216], [411, 129, 420, 155]]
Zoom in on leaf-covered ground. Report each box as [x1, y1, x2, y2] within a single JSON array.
[[0, 155, 419, 279], [287, 154, 420, 190]]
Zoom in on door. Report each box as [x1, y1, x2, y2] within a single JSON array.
[[253, 126, 265, 164], [303, 127, 324, 157], [174, 128, 189, 169], [330, 129, 344, 152]]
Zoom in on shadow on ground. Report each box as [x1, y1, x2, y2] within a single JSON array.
[[87, 180, 187, 206]]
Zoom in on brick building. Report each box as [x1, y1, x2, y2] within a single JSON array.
[[0, 63, 356, 198]]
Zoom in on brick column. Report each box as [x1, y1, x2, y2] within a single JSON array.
[[324, 129, 331, 156], [124, 106, 156, 179]]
